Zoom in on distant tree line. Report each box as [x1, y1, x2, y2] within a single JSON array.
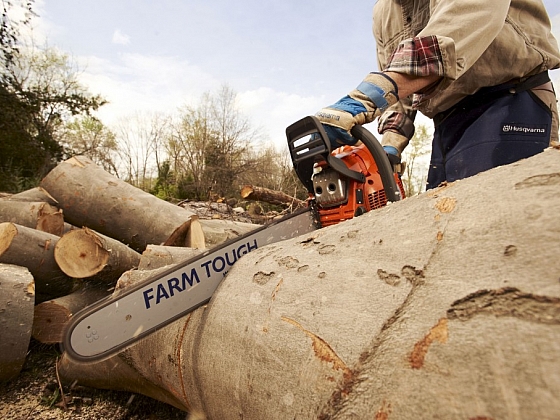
[[0, 0, 430, 204], [0, 1, 304, 205], [94, 86, 306, 207]]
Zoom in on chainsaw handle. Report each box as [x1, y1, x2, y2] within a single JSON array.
[[351, 125, 402, 202]]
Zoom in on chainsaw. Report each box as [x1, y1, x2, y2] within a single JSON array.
[[62, 116, 405, 362]]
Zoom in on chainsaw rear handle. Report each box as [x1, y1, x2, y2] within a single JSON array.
[[286, 116, 401, 203]]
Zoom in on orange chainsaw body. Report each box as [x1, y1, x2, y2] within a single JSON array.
[[312, 144, 405, 227]]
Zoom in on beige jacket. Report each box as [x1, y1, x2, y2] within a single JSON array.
[[373, 0, 560, 146]]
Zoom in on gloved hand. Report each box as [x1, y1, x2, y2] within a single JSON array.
[[316, 72, 399, 148], [383, 145, 401, 165]]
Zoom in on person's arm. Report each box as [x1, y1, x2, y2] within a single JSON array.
[[315, 71, 440, 149], [377, 72, 440, 158], [385, 72, 440, 99]]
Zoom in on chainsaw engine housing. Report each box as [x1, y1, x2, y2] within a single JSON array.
[[286, 116, 404, 228], [312, 144, 405, 227]]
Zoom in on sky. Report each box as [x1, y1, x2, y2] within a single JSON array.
[[26, 0, 560, 152]]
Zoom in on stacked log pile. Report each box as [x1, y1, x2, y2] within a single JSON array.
[[0, 155, 258, 383]]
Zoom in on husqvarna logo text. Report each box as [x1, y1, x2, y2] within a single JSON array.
[[502, 123, 546, 135]]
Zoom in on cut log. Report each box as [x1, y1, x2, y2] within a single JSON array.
[[0, 264, 35, 383], [32, 286, 111, 344], [163, 215, 206, 250], [40, 156, 197, 252], [0, 222, 78, 303], [0, 201, 64, 235], [59, 149, 560, 419], [240, 185, 305, 209], [198, 218, 258, 247], [2, 187, 58, 205], [54, 227, 141, 283], [139, 245, 203, 271]]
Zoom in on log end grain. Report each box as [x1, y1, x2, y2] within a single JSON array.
[[186, 216, 206, 250], [54, 228, 110, 278], [36, 202, 65, 236], [32, 287, 111, 344], [0, 222, 18, 257]]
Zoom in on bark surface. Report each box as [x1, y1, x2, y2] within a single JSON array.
[[0, 201, 64, 235], [2, 187, 58, 205], [138, 245, 203, 271]]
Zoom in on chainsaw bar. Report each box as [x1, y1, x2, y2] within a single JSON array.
[[63, 208, 318, 362]]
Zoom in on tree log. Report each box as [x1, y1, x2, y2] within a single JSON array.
[[0, 223, 78, 303], [54, 227, 141, 283], [240, 185, 305, 209], [2, 187, 58, 205], [59, 149, 560, 419], [0, 264, 35, 383], [32, 286, 111, 344], [163, 215, 206, 250], [0, 201, 64, 235], [198, 218, 258, 247], [139, 245, 203, 271], [40, 156, 197, 252]]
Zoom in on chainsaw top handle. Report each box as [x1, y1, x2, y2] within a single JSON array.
[[286, 116, 401, 203]]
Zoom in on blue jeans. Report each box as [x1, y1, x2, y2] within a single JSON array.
[[427, 80, 552, 190]]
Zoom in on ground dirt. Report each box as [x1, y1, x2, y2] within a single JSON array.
[[0, 340, 188, 420]]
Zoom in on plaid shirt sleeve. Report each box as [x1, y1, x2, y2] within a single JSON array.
[[377, 35, 444, 148], [384, 35, 445, 78], [379, 106, 416, 139]]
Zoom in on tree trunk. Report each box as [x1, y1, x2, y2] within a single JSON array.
[[0, 223, 78, 303], [40, 156, 197, 252], [32, 286, 110, 344], [197, 218, 258, 247], [0, 201, 64, 235], [59, 149, 560, 419], [139, 245, 203, 271], [2, 187, 58, 205], [240, 185, 305, 209], [0, 264, 35, 383], [54, 227, 141, 283]]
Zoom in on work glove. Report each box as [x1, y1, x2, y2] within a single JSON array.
[[383, 145, 401, 165], [316, 72, 399, 148], [382, 145, 405, 175]]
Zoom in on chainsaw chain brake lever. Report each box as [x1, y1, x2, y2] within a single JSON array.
[[285, 116, 365, 194]]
